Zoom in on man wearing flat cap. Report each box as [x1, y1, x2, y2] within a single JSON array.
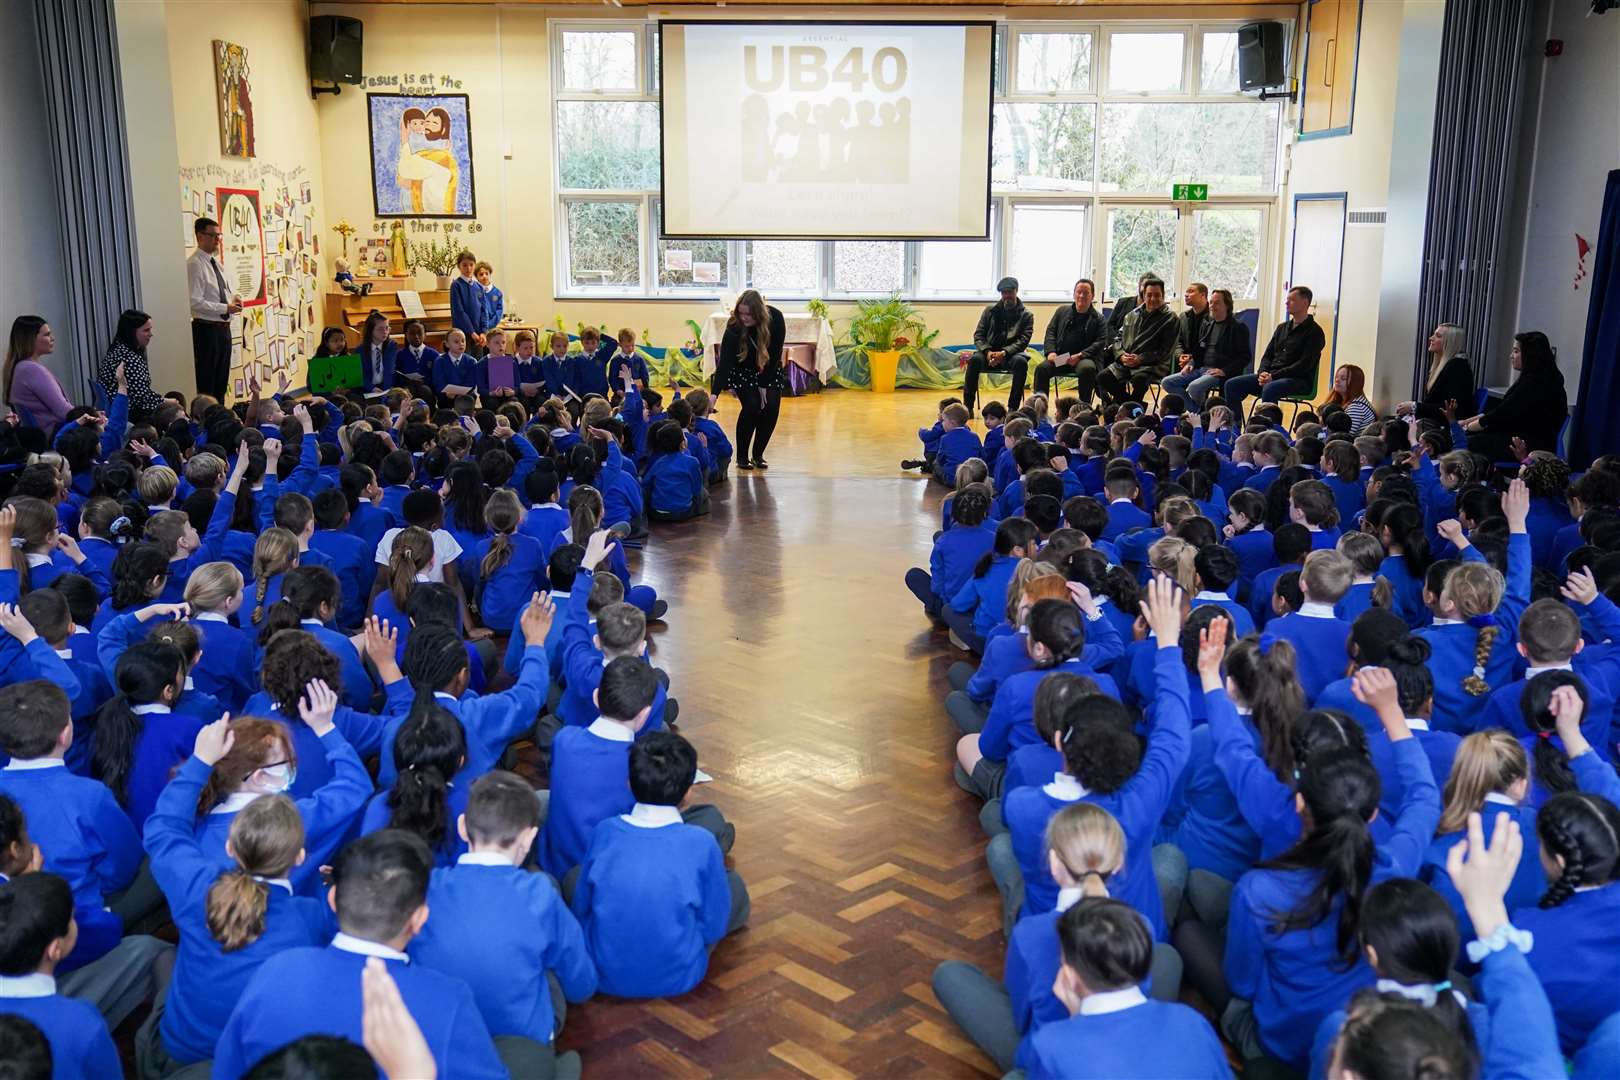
[[962, 276, 1035, 412]]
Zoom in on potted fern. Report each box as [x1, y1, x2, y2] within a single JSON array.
[[843, 293, 931, 393], [408, 237, 460, 289]]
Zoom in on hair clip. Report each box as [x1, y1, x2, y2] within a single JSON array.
[[110, 515, 131, 533], [1258, 633, 1277, 656], [8, 538, 23, 549], [1467, 614, 1495, 630], [1535, 730, 1553, 740]]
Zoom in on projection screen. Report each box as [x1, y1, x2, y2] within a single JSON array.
[[660, 21, 994, 240]]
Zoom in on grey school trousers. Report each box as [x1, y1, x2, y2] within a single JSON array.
[[60, 934, 172, 1031]]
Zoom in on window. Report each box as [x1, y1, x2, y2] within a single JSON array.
[[1106, 207, 1179, 299], [1199, 32, 1240, 94], [1107, 32, 1185, 94], [832, 242, 906, 296], [1191, 207, 1264, 299], [1014, 31, 1092, 95], [917, 209, 998, 298], [564, 201, 641, 290], [560, 30, 639, 93], [551, 20, 1282, 301], [1009, 204, 1088, 299]]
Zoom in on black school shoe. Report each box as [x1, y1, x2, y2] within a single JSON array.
[[737, 459, 755, 470], [752, 458, 768, 469], [900, 458, 926, 470]]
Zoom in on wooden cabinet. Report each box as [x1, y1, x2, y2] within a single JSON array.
[[1301, 0, 1361, 137]]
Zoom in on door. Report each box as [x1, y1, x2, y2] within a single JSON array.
[[1289, 194, 1347, 395]]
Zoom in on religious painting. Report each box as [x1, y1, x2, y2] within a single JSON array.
[[216, 187, 266, 307], [213, 40, 256, 158], [367, 93, 476, 218]]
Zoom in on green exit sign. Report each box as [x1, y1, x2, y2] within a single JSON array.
[[1173, 183, 1209, 201]]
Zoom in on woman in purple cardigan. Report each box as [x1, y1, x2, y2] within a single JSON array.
[[5, 315, 75, 435]]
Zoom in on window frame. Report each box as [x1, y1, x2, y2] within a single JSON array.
[[549, 18, 1286, 305]]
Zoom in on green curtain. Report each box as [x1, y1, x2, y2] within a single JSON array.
[[827, 346, 1039, 391]]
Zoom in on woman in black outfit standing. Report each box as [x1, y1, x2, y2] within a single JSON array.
[[97, 309, 165, 420], [718, 290, 787, 470], [1458, 330, 1567, 459], [1397, 322, 1475, 424]]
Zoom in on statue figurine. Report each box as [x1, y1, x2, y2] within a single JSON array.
[[333, 258, 371, 297], [389, 221, 409, 277]]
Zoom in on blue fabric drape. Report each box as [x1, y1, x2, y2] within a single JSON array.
[[1570, 169, 1620, 469]]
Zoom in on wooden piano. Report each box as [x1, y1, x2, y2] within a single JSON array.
[[322, 284, 453, 348]]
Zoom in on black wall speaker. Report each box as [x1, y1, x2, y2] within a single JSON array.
[[310, 15, 363, 87], [1237, 22, 1287, 91]]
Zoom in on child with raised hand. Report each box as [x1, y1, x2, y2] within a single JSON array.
[[16, 590, 110, 771], [3, 496, 109, 596], [410, 771, 594, 1077], [372, 594, 554, 789], [934, 802, 1130, 1074], [1481, 596, 1616, 756], [212, 830, 506, 1080], [189, 690, 370, 895], [0, 874, 121, 1080], [1222, 666, 1441, 1073], [256, 565, 377, 713], [944, 571, 1069, 734], [571, 731, 748, 999], [992, 577, 1190, 940], [139, 717, 334, 1074], [1416, 478, 1532, 732], [360, 701, 470, 868], [554, 531, 672, 732], [91, 635, 206, 831], [1419, 730, 1543, 942], [1013, 897, 1229, 1080]]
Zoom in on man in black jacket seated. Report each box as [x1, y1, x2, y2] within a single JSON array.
[[1224, 285, 1325, 419], [1094, 276, 1180, 404], [1032, 278, 1107, 401], [962, 277, 1036, 413]]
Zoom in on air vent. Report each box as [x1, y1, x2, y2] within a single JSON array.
[[1348, 208, 1388, 226]]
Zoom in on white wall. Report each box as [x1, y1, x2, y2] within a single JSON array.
[[0, 0, 76, 389], [1507, 0, 1620, 389]]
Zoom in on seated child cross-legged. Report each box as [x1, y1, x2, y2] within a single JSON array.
[[212, 830, 506, 1080], [1266, 549, 1355, 702], [570, 732, 749, 999], [410, 771, 596, 1080]]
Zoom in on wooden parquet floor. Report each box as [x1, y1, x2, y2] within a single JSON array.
[[554, 388, 1002, 1078]]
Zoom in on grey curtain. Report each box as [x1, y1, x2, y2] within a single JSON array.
[[1412, 0, 1535, 398], [33, 0, 141, 400]]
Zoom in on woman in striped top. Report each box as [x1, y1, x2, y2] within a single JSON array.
[[1325, 363, 1377, 435]]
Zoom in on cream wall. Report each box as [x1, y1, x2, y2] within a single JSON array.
[[1279, 0, 1444, 407], [312, 2, 1291, 360]]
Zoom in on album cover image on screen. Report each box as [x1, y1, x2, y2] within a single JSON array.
[[660, 21, 994, 240]]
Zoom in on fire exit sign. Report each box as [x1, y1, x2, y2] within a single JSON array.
[[1172, 183, 1209, 201]]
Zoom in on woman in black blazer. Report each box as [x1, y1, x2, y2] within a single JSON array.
[[1398, 322, 1475, 423], [1459, 331, 1567, 459], [717, 290, 787, 469]]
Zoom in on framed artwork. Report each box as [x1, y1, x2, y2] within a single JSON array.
[[367, 93, 476, 218], [216, 187, 266, 307], [213, 40, 255, 158]]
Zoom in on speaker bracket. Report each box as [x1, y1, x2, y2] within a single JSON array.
[[311, 82, 343, 99]]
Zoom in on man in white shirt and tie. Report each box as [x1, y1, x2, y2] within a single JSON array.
[[187, 216, 242, 400]]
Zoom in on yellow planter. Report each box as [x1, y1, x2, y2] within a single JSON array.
[[868, 349, 901, 393]]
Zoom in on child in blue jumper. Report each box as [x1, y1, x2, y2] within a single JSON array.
[[1267, 548, 1355, 701], [213, 829, 506, 1080], [140, 717, 335, 1074], [309, 489, 374, 631], [1482, 597, 1616, 753], [1015, 897, 1229, 1080], [932, 402, 984, 486], [902, 396, 962, 472], [1366, 635, 1463, 818], [0, 874, 121, 1080], [906, 484, 996, 621], [945, 517, 1040, 654], [411, 771, 595, 1078], [16, 590, 112, 768], [571, 731, 749, 998], [642, 420, 710, 522]]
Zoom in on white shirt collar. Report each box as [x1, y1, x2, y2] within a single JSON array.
[[1078, 986, 1148, 1016], [1109, 498, 1135, 506], [23, 553, 50, 568], [1431, 616, 1466, 627], [1298, 601, 1338, 619], [132, 703, 172, 715], [1056, 886, 1087, 913], [1525, 663, 1573, 677], [253, 875, 293, 894], [196, 611, 229, 623], [1043, 773, 1088, 802], [3, 758, 64, 772], [587, 718, 635, 743], [0, 973, 57, 998], [434, 691, 459, 704], [530, 502, 562, 511], [1193, 590, 1230, 602], [1483, 792, 1518, 807], [456, 851, 514, 868], [300, 619, 324, 629], [54, 647, 72, 660], [621, 803, 683, 829], [331, 932, 409, 963], [71, 626, 89, 636], [209, 790, 261, 815], [1406, 717, 1431, 731]]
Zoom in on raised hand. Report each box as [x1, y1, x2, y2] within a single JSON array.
[[1549, 683, 1589, 757], [194, 716, 236, 766], [1436, 519, 1467, 549], [1195, 616, 1229, 686], [298, 678, 338, 736], [362, 957, 437, 1080], [114, 363, 128, 394], [583, 529, 613, 571], [294, 403, 314, 434], [53, 534, 85, 564], [519, 592, 556, 646], [0, 604, 37, 645], [1139, 574, 1184, 645], [1503, 478, 1529, 532], [1064, 580, 1098, 619], [363, 616, 398, 667], [1561, 567, 1600, 607], [1444, 810, 1522, 942], [136, 602, 190, 623], [1510, 436, 1529, 463], [263, 438, 283, 464]]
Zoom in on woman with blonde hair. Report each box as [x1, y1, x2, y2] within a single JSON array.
[[934, 803, 1176, 1072], [1419, 729, 1542, 938], [1398, 323, 1474, 422], [716, 289, 786, 470], [185, 561, 255, 711], [142, 718, 335, 1073]]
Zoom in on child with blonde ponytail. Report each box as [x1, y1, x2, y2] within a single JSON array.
[[184, 561, 255, 711], [475, 488, 545, 632], [141, 719, 335, 1072], [248, 528, 299, 625]]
